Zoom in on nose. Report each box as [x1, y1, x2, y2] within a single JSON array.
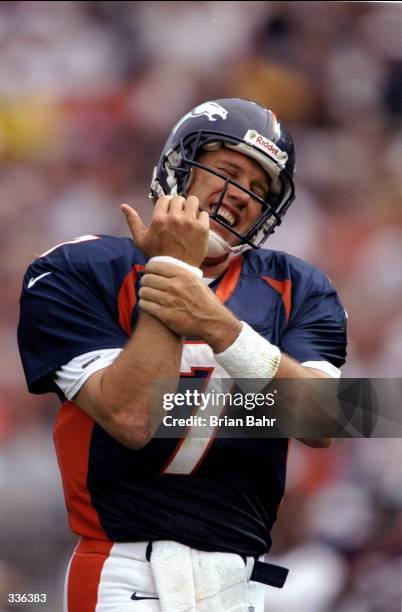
[[225, 179, 251, 209]]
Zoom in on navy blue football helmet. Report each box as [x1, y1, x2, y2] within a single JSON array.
[[150, 98, 295, 249]]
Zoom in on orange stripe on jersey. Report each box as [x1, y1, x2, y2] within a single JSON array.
[[262, 276, 292, 322], [67, 538, 113, 612], [54, 401, 107, 541], [215, 255, 243, 304], [117, 264, 145, 335]]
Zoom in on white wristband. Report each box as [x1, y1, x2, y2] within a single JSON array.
[[149, 256, 203, 278], [214, 322, 281, 386]]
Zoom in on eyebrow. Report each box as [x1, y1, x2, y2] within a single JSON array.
[[217, 160, 270, 191]]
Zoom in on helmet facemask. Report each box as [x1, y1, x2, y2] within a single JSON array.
[[150, 99, 296, 252]]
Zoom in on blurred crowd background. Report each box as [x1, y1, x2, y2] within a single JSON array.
[[0, 2, 401, 610]]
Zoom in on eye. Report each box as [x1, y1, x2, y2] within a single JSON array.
[[217, 166, 236, 178], [251, 178, 271, 200], [251, 185, 267, 200]]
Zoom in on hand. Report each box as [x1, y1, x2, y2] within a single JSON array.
[[138, 261, 242, 352], [121, 195, 209, 266]]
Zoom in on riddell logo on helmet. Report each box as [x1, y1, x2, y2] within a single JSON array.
[[244, 130, 288, 166]]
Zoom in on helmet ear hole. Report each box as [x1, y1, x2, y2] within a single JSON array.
[[266, 189, 282, 209]]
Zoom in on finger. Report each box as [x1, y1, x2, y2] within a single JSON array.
[[138, 286, 166, 304], [183, 195, 200, 217], [144, 261, 186, 277], [154, 196, 173, 215], [169, 196, 186, 214], [140, 274, 170, 290], [121, 204, 146, 240], [138, 298, 165, 320], [139, 300, 182, 337], [198, 210, 210, 229]]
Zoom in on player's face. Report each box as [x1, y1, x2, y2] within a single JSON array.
[[188, 148, 270, 247]]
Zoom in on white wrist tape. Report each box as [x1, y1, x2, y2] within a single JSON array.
[[214, 322, 281, 384], [149, 256, 203, 278]]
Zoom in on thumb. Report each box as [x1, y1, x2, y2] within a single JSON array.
[[120, 203, 146, 240]]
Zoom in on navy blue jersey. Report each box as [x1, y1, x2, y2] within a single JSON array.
[[18, 235, 346, 556]]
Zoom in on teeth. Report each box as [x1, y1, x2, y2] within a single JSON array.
[[217, 208, 236, 227]]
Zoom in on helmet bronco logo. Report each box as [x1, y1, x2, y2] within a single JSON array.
[[173, 102, 228, 133]]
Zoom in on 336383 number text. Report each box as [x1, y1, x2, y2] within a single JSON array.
[[8, 593, 47, 604]]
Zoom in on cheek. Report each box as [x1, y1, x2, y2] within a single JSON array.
[[246, 201, 263, 224], [188, 182, 205, 204], [188, 173, 223, 201]]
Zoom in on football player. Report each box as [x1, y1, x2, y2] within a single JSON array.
[[18, 99, 346, 611]]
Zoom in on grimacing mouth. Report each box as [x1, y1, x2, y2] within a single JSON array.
[[207, 201, 242, 228]]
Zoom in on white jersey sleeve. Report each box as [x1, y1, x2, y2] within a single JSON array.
[[54, 348, 122, 400]]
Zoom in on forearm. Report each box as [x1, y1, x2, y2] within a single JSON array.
[[75, 311, 183, 448], [273, 354, 337, 447], [211, 322, 339, 444]]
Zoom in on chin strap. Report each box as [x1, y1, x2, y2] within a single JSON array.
[[207, 230, 250, 258]]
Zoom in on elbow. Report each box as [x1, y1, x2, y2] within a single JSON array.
[[104, 406, 154, 450], [75, 374, 154, 449], [115, 416, 153, 450], [119, 431, 152, 450]]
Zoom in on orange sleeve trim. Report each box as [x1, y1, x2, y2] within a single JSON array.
[[117, 264, 145, 335], [262, 276, 292, 322]]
